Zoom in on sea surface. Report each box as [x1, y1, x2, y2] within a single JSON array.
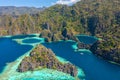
[[0, 37, 32, 73], [0, 34, 120, 80]]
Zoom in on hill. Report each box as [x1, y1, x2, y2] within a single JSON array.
[[0, 6, 45, 16], [17, 45, 78, 78], [0, 0, 120, 64]]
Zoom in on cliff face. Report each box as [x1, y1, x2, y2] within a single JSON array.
[[91, 40, 120, 64], [0, 0, 120, 65], [39, 28, 78, 42], [17, 45, 78, 77]]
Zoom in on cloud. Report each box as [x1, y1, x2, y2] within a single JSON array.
[[55, 0, 80, 5]]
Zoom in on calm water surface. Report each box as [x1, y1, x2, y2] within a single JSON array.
[[22, 39, 41, 43], [42, 40, 120, 80], [77, 35, 98, 44], [0, 35, 120, 80], [0, 37, 32, 72], [11, 34, 36, 39]]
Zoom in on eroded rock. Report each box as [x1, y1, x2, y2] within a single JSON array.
[[17, 45, 78, 77]]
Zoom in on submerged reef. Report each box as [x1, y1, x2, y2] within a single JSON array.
[[17, 44, 78, 77]]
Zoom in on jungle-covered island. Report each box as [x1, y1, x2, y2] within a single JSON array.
[[17, 45, 78, 77]]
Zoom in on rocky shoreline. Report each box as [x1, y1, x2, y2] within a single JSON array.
[[17, 44, 78, 77], [90, 40, 120, 64]]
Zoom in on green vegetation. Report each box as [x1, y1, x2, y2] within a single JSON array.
[[17, 45, 78, 78], [0, 0, 120, 63]]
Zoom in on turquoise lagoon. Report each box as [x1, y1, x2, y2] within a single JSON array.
[[0, 35, 83, 80], [0, 34, 120, 80]]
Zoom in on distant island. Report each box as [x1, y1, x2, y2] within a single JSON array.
[[0, 6, 45, 16]]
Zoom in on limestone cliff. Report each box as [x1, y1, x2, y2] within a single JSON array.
[[17, 45, 78, 77], [90, 40, 120, 64]]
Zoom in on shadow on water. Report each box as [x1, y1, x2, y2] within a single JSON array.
[[42, 41, 120, 80], [0, 37, 33, 73]]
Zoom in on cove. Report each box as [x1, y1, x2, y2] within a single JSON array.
[[0, 37, 33, 73], [42, 41, 120, 80], [76, 35, 98, 44], [0, 35, 79, 80], [0, 34, 120, 80]]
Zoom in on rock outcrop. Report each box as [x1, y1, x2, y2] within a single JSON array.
[[17, 45, 78, 77], [39, 28, 78, 42], [90, 40, 120, 64], [77, 42, 91, 49]]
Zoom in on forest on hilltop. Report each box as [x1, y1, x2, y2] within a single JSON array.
[[0, 0, 120, 63]]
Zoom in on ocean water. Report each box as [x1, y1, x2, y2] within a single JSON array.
[[11, 34, 37, 39], [22, 39, 41, 43], [76, 35, 98, 44], [0, 37, 32, 73], [0, 35, 80, 80], [0, 34, 120, 80], [42, 40, 120, 80]]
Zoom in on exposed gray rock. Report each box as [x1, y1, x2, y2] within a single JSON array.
[[17, 45, 78, 77], [90, 41, 120, 64]]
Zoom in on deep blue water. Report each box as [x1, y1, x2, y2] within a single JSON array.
[[0, 37, 32, 72], [42, 42, 120, 80], [0, 35, 120, 80], [76, 35, 98, 44], [11, 34, 36, 39], [22, 39, 41, 43]]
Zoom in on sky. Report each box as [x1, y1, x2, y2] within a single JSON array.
[[0, 0, 80, 8]]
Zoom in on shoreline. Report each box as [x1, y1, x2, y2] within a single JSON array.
[[0, 35, 85, 80]]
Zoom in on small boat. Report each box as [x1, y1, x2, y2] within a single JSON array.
[[80, 52, 84, 55]]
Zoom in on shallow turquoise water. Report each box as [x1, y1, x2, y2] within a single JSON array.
[[42, 41, 120, 80], [0, 34, 120, 80], [7, 69, 75, 80], [0, 35, 78, 80]]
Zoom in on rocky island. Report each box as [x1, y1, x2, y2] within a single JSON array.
[[17, 44, 78, 77], [91, 38, 120, 64]]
